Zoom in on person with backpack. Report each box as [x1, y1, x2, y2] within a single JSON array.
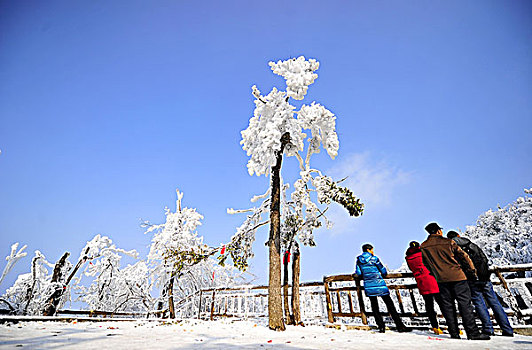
[[447, 230, 514, 337], [355, 243, 412, 333], [405, 241, 443, 334], [421, 222, 489, 340]]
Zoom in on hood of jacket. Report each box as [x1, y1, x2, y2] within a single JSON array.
[[357, 251, 373, 264], [453, 236, 471, 246]]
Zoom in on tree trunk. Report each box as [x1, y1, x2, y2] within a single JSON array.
[[65, 247, 90, 286], [283, 250, 294, 325], [23, 255, 42, 315], [291, 244, 303, 326], [167, 275, 176, 319], [268, 132, 290, 331], [42, 252, 70, 316]]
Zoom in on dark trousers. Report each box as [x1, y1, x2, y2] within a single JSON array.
[[369, 294, 405, 330], [438, 280, 480, 338], [422, 293, 443, 329]]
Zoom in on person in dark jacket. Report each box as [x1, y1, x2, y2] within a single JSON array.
[[421, 222, 489, 340], [356, 243, 411, 333], [405, 241, 443, 334], [447, 231, 514, 337]]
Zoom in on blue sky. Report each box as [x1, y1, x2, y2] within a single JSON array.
[[1, 1, 531, 292]]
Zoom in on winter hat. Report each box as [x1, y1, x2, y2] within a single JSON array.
[[425, 222, 442, 235]]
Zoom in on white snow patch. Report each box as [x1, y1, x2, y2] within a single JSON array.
[[0, 319, 529, 349]]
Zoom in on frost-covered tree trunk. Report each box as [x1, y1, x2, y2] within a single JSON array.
[[291, 244, 302, 325], [23, 254, 42, 315], [268, 132, 290, 331], [167, 275, 176, 319], [42, 252, 70, 316]]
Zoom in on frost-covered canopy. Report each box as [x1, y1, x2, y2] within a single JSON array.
[[146, 190, 241, 304], [465, 188, 532, 266], [298, 102, 339, 159], [240, 56, 338, 177], [147, 190, 204, 264], [269, 56, 319, 100], [241, 86, 304, 176]]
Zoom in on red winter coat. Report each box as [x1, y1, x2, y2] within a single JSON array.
[[405, 246, 439, 295]]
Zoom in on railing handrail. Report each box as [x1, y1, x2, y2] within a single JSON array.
[[323, 264, 532, 325]]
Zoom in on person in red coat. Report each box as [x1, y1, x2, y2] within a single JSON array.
[[405, 241, 443, 334]]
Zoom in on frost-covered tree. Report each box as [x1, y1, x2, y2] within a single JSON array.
[[41, 234, 138, 316], [2, 250, 53, 315], [1, 234, 139, 316], [74, 238, 146, 313], [464, 188, 532, 267], [225, 56, 363, 330], [146, 189, 240, 318]]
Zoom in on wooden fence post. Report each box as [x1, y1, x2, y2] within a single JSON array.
[[395, 289, 405, 315], [197, 291, 203, 319], [347, 291, 354, 314], [408, 289, 419, 315], [355, 277, 368, 325], [494, 268, 523, 318], [323, 277, 335, 323], [210, 290, 216, 321]]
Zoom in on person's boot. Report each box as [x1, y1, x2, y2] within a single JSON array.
[[501, 331, 514, 337], [450, 334, 461, 339], [467, 333, 490, 340], [378, 326, 386, 333], [397, 325, 412, 333], [432, 328, 443, 335]]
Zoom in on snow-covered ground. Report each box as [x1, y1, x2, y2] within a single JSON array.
[[1, 319, 531, 349]]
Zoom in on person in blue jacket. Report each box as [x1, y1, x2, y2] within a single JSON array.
[[356, 243, 411, 333]]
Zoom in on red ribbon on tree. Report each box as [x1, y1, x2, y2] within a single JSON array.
[[283, 251, 291, 264], [220, 245, 226, 255], [212, 271, 215, 279]]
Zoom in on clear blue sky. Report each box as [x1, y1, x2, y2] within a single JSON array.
[[1, 1, 531, 292]]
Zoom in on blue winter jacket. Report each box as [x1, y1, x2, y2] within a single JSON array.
[[355, 252, 390, 297]]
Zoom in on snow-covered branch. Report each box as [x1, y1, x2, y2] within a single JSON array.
[[0, 243, 27, 288]]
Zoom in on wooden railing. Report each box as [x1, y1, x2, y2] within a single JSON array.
[[323, 265, 532, 326], [197, 282, 325, 321], [45, 265, 531, 326]]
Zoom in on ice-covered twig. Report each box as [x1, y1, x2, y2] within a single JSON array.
[[228, 208, 254, 215], [250, 189, 271, 203], [294, 152, 305, 171], [0, 243, 27, 288]]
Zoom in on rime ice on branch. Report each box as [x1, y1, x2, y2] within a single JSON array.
[[0, 243, 27, 288]]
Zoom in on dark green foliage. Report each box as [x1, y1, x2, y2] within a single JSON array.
[[163, 247, 217, 277]]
